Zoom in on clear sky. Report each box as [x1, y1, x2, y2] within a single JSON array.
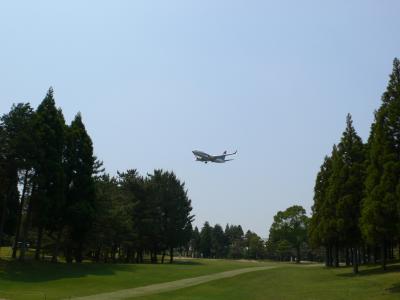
[[1, 1, 399, 237]]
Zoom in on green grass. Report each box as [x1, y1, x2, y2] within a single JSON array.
[[135, 263, 400, 300], [0, 246, 12, 258], [0, 256, 270, 300], [1, 246, 400, 300]]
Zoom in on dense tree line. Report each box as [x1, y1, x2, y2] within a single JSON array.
[[189, 222, 266, 259], [0, 88, 193, 263], [309, 58, 400, 273]]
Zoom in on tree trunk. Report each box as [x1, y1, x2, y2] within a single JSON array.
[[51, 230, 62, 263], [170, 247, 174, 263], [352, 248, 359, 274], [34, 225, 43, 260], [161, 250, 166, 264], [75, 242, 83, 263], [111, 244, 117, 263], [19, 190, 34, 261], [296, 246, 300, 263], [398, 242, 400, 260], [154, 251, 158, 263], [0, 194, 7, 246], [381, 242, 386, 270], [94, 246, 101, 263], [333, 245, 338, 267], [12, 170, 29, 258], [345, 248, 350, 266], [390, 243, 394, 260], [325, 246, 329, 267]]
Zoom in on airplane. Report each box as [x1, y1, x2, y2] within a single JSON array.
[[192, 150, 237, 163]]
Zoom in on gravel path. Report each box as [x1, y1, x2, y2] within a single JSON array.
[[69, 266, 276, 300]]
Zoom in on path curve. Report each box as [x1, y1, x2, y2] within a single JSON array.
[[69, 266, 276, 300]]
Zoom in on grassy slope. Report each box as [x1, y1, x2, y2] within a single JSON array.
[[0, 256, 269, 300], [135, 263, 400, 300]]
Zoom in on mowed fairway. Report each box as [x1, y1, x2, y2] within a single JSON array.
[[134, 263, 400, 300], [1, 255, 400, 300], [0, 257, 273, 300]]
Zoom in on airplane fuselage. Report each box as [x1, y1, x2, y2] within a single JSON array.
[[192, 150, 236, 163]]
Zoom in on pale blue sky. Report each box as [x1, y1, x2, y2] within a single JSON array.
[[1, 1, 399, 236]]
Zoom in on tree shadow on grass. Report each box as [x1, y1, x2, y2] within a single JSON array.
[[386, 283, 400, 294], [171, 260, 203, 266], [0, 259, 136, 283], [337, 263, 400, 277], [0, 258, 204, 283]]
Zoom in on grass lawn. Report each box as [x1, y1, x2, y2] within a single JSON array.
[[1, 247, 400, 300], [135, 263, 400, 300], [0, 254, 271, 300]]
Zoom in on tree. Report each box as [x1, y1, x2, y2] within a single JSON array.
[[225, 224, 244, 258], [200, 222, 213, 258], [29, 88, 66, 262], [269, 205, 308, 263], [0, 103, 35, 255], [309, 154, 334, 266], [148, 170, 193, 263], [334, 114, 365, 273], [245, 230, 264, 259], [63, 113, 96, 262], [361, 58, 400, 270], [189, 226, 201, 257], [211, 224, 227, 258]]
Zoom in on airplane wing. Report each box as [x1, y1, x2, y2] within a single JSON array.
[[224, 150, 237, 156], [213, 150, 237, 159]]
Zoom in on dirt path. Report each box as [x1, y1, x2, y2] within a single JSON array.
[[69, 266, 276, 300]]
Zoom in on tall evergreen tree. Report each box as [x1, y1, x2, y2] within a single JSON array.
[[323, 145, 341, 267], [309, 154, 334, 266], [0, 103, 35, 252], [335, 114, 365, 273], [29, 88, 66, 261], [63, 113, 96, 262], [200, 222, 213, 258], [361, 58, 400, 270], [148, 170, 194, 263], [211, 224, 227, 258]]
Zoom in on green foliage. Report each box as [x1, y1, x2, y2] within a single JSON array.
[[268, 205, 309, 262], [63, 113, 97, 261], [200, 222, 213, 258], [32, 88, 66, 232], [309, 155, 333, 248], [309, 58, 400, 270], [361, 59, 400, 247]]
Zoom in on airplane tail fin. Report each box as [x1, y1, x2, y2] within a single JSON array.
[[223, 150, 227, 155]]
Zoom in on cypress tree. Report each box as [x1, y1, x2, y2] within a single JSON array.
[[335, 114, 365, 273], [323, 146, 341, 267], [361, 58, 400, 270], [28, 88, 66, 261], [309, 154, 333, 266], [63, 113, 96, 263]]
